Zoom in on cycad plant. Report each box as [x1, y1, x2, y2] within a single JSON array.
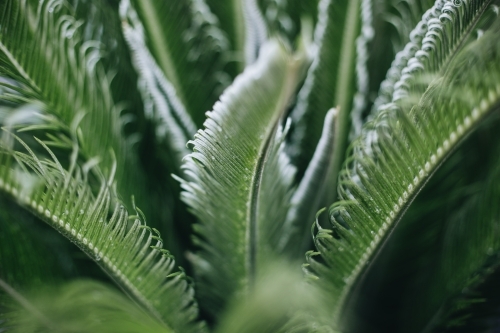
[[1, 0, 500, 332]]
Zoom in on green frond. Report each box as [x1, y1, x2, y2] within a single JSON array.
[[337, 117, 500, 332], [0, 0, 148, 216], [385, 0, 437, 50], [121, 5, 196, 168], [288, 0, 360, 205], [281, 108, 337, 257], [124, 0, 230, 126], [372, 0, 492, 114], [257, 120, 297, 259], [371, 0, 446, 112], [69, 0, 145, 133], [176, 40, 304, 316], [2, 280, 170, 333], [204, 0, 245, 73], [307, 18, 500, 330], [0, 134, 205, 333]]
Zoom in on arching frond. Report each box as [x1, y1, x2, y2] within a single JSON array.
[[242, 0, 268, 65], [2, 280, 170, 333], [69, 0, 145, 132], [372, 0, 493, 114], [204, 0, 268, 71], [307, 18, 500, 329], [203, 0, 244, 74], [176, 40, 303, 316], [0, 134, 205, 332], [121, 4, 196, 168], [123, 0, 230, 126], [0, 0, 147, 216]]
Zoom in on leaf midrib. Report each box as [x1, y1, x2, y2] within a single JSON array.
[[247, 59, 300, 287], [336, 98, 500, 324], [335, 2, 495, 321]]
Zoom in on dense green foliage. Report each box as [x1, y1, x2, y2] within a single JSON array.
[[1, 0, 500, 332]]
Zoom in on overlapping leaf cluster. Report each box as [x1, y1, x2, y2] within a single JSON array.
[[0, 0, 500, 332]]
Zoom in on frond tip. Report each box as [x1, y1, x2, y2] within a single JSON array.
[[176, 39, 304, 316]]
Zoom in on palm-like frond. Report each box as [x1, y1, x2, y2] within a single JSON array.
[[176, 40, 303, 316], [256, 0, 319, 43], [307, 16, 500, 329], [124, 0, 230, 126], [204, 0, 245, 73], [372, 0, 492, 114], [0, 136, 204, 332], [204, 0, 268, 71], [121, 4, 196, 168], [281, 109, 337, 257], [0, 0, 147, 215]]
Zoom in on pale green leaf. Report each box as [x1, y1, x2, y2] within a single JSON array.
[[176, 40, 304, 316]]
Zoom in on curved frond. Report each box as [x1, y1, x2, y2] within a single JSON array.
[[243, 0, 268, 65], [176, 40, 303, 315], [204, 0, 268, 71], [307, 18, 500, 329], [256, 0, 319, 44], [0, 0, 148, 216], [123, 0, 230, 126], [372, 0, 492, 114], [0, 135, 205, 332], [121, 5, 196, 167]]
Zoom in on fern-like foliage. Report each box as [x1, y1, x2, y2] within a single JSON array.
[[176, 40, 303, 316], [0, 1, 205, 331], [125, 0, 230, 126], [0, 136, 204, 332], [0, 0, 149, 215], [308, 12, 500, 329]]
